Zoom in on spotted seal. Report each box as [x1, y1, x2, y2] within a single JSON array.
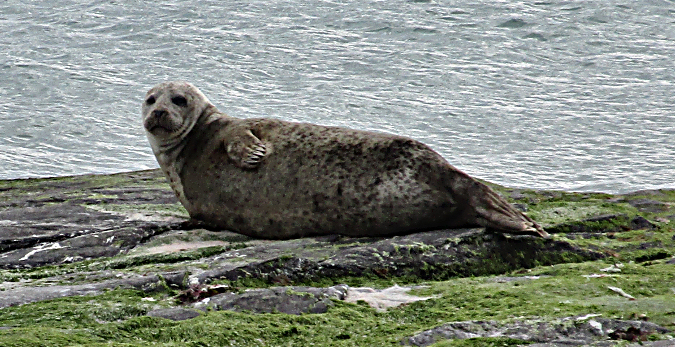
[[142, 81, 548, 239]]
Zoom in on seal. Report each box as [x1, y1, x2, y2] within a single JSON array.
[[142, 81, 549, 239]]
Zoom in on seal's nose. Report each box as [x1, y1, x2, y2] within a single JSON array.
[[152, 109, 168, 118]]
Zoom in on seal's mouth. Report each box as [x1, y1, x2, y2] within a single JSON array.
[[143, 115, 179, 136], [145, 118, 174, 136]]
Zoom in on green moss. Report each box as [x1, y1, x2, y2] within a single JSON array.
[[0, 328, 107, 347], [527, 201, 637, 227], [559, 227, 675, 262]]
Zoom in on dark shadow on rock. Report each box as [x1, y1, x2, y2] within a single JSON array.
[[198, 229, 605, 286]]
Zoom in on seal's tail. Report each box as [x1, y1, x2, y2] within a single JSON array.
[[469, 180, 550, 238]]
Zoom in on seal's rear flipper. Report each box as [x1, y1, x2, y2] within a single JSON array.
[[470, 181, 550, 238]]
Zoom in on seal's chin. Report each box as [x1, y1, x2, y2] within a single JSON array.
[[144, 116, 178, 137], [146, 124, 164, 133]]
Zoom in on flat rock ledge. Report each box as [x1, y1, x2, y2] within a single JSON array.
[[0, 170, 610, 305]]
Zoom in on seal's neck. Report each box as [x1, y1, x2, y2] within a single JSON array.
[[154, 104, 221, 169], [151, 103, 222, 208]]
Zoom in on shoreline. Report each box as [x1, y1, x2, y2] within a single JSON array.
[[3, 168, 675, 196]]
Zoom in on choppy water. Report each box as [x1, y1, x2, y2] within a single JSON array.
[[1, 0, 674, 193]]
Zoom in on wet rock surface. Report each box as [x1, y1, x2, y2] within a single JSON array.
[[0, 170, 183, 269], [1, 170, 674, 346]]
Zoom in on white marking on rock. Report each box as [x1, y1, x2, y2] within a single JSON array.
[[607, 286, 636, 300], [83, 205, 185, 223], [588, 319, 604, 335], [19, 242, 63, 261], [600, 263, 623, 272], [344, 285, 436, 312], [576, 313, 602, 321]]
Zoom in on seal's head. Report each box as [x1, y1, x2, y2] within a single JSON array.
[[142, 81, 212, 147]]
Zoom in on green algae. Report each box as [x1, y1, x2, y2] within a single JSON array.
[[101, 246, 232, 269], [528, 201, 637, 227], [0, 170, 166, 193]]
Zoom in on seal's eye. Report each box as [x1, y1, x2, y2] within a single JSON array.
[[172, 96, 188, 107], [146, 96, 156, 105]]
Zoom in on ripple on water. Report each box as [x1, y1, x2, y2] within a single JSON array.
[[0, 0, 674, 194]]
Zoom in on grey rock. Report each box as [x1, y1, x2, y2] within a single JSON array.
[[623, 190, 667, 197], [404, 318, 669, 347], [0, 170, 183, 269], [546, 214, 656, 235], [190, 228, 605, 286], [147, 308, 202, 321], [194, 285, 348, 315], [627, 199, 671, 213], [0, 274, 165, 308]]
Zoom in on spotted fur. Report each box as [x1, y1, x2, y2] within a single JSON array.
[[142, 81, 548, 239]]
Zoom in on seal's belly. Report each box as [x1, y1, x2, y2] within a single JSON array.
[[182, 133, 456, 238]]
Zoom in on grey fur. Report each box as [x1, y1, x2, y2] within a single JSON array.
[[142, 81, 548, 239]]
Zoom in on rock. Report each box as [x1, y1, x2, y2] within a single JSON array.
[[147, 308, 202, 321], [342, 285, 434, 312], [403, 318, 669, 347], [623, 190, 667, 197], [0, 170, 184, 269], [193, 285, 347, 315], [631, 216, 657, 230], [546, 214, 656, 235], [174, 284, 434, 316], [627, 199, 671, 213], [189, 228, 605, 286], [0, 273, 166, 308], [0, 170, 606, 308]]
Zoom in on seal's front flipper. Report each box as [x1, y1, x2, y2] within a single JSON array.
[[226, 129, 267, 169]]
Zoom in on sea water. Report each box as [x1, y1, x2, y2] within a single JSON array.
[[1, 0, 674, 193]]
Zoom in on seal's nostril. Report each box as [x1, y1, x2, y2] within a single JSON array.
[[152, 109, 168, 118]]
